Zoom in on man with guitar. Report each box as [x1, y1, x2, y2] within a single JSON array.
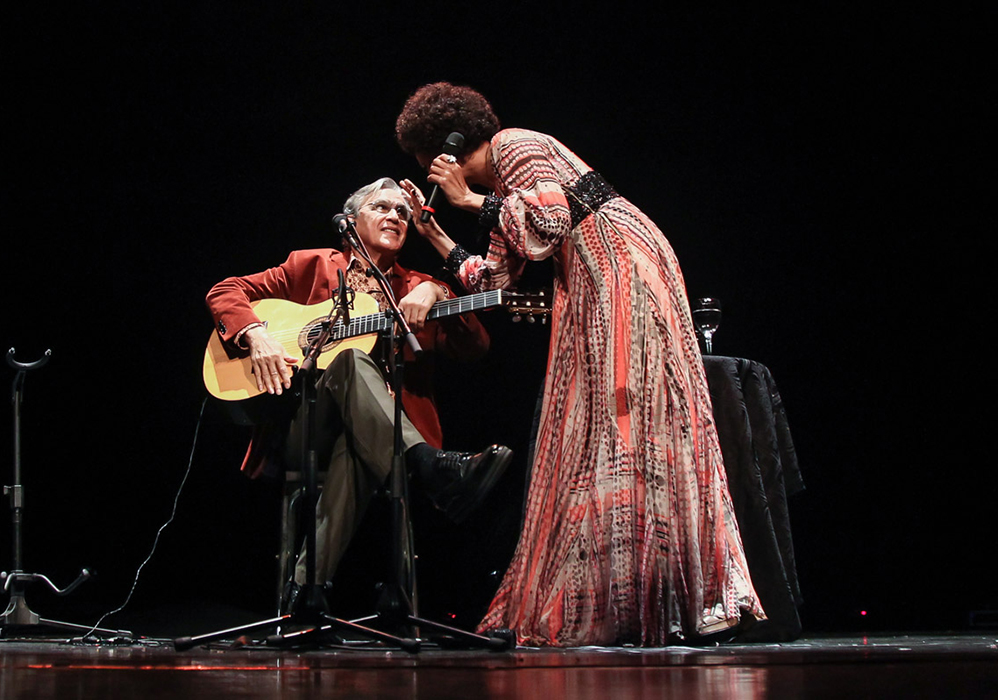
[[206, 177, 512, 603]]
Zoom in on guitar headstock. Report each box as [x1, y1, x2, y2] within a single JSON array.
[[503, 290, 552, 324]]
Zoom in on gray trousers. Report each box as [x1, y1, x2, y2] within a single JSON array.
[[285, 348, 424, 585]]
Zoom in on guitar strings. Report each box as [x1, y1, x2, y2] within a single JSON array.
[[235, 291, 506, 347]]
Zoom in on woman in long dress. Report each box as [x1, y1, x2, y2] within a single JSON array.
[[396, 82, 764, 646]]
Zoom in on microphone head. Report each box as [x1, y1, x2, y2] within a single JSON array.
[[332, 213, 360, 249], [442, 132, 465, 156], [331, 213, 350, 233]]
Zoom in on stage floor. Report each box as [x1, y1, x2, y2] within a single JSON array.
[[2, 630, 997, 699]]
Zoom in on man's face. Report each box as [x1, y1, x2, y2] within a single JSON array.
[[353, 188, 411, 262]]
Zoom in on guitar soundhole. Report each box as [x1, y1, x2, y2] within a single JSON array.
[[298, 319, 341, 355]]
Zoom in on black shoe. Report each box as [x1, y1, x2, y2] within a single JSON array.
[[426, 445, 513, 523]]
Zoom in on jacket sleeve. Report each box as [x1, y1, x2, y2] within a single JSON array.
[[205, 251, 302, 349]]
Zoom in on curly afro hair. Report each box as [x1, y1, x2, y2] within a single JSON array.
[[395, 82, 501, 157]]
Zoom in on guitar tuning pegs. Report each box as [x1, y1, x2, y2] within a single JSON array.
[[511, 314, 522, 323], [527, 315, 536, 324]]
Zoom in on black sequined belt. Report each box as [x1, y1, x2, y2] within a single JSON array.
[[565, 171, 618, 228]]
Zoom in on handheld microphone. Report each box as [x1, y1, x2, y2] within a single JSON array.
[[420, 132, 465, 223]]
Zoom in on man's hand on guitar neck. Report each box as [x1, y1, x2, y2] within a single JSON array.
[[398, 280, 448, 333], [243, 325, 298, 395]]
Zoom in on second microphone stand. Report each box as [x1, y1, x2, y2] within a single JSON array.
[[270, 226, 510, 651]]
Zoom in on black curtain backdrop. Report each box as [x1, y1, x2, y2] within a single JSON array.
[[2, 4, 992, 636]]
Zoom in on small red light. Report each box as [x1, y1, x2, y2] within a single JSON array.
[[860, 610, 867, 616]]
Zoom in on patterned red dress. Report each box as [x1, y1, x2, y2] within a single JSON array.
[[455, 129, 765, 646]]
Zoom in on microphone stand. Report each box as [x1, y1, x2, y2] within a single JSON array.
[[175, 277, 418, 652], [176, 221, 511, 651], [314, 225, 511, 650]]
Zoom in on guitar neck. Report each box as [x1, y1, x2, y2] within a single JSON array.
[[428, 289, 503, 320], [329, 289, 502, 341]]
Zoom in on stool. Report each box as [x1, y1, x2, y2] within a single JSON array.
[[274, 469, 318, 616]]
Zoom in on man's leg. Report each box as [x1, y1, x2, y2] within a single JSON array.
[[290, 348, 422, 586], [288, 348, 513, 589], [293, 432, 380, 585]]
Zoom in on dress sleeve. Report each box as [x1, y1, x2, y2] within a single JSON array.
[[455, 132, 570, 292], [453, 229, 527, 292]]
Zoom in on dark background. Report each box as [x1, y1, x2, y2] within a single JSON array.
[[2, 4, 992, 638]]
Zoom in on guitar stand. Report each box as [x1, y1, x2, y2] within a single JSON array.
[[2, 348, 130, 640]]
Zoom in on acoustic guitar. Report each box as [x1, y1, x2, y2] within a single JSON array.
[[203, 289, 549, 402]]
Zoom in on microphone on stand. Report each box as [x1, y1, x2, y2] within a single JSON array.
[[332, 213, 360, 250], [335, 267, 350, 326], [420, 132, 465, 223], [331, 215, 359, 326]]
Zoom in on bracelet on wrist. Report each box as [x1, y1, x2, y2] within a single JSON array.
[[477, 194, 501, 230], [444, 245, 472, 276]]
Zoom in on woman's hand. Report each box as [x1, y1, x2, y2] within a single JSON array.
[[400, 179, 440, 239], [426, 154, 478, 211], [244, 326, 298, 395], [401, 179, 459, 260], [398, 280, 446, 332]]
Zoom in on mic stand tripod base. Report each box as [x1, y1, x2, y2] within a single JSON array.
[[266, 616, 420, 653], [351, 594, 514, 651], [173, 615, 291, 652], [265, 582, 420, 652], [172, 588, 421, 653]]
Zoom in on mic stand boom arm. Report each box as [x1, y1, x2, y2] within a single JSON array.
[[345, 234, 422, 624], [275, 259, 421, 648]]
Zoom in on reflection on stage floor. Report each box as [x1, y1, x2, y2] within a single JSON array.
[[3, 631, 996, 699]]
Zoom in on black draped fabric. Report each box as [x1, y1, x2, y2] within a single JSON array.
[[703, 355, 804, 642]]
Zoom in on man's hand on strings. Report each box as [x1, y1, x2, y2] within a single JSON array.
[[244, 326, 298, 395]]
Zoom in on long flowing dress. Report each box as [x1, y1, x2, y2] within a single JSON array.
[[453, 129, 765, 646]]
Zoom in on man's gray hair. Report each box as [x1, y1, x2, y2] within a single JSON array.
[[343, 177, 409, 217]]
